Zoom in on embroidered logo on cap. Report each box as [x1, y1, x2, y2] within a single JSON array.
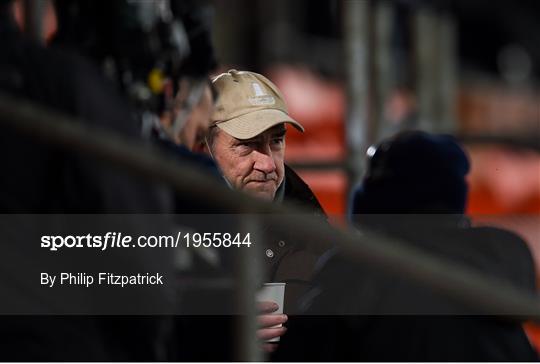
[[248, 82, 275, 106]]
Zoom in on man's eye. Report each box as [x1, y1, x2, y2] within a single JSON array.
[[272, 138, 284, 145], [237, 141, 256, 149]]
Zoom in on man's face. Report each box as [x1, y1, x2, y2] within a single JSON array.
[[210, 125, 286, 201]]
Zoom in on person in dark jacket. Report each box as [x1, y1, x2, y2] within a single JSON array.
[[274, 131, 538, 361], [52, 0, 221, 181]]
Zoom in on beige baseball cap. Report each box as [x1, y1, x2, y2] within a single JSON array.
[[211, 69, 304, 140]]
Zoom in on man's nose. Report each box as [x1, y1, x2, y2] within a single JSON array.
[[253, 149, 276, 174]]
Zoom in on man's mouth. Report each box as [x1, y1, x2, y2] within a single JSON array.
[[246, 174, 278, 183]]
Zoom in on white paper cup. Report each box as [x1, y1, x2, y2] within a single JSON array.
[[256, 282, 286, 342]]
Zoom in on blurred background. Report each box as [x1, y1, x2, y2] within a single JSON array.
[[211, 0, 539, 267], [211, 0, 540, 343], [8, 0, 540, 351], [26, 0, 539, 269]]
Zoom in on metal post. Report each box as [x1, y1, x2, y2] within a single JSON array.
[[438, 13, 458, 133], [415, 8, 458, 133], [258, 0, 297, 64], [343, 0, 372, 191], [23, 0, 45, 44], [374, 0, 395, 142], [213, 0, 250, 66], [414, 8, 437, 131], [235, 215, 263, 362]]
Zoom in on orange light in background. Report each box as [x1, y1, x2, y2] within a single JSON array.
[[268, 65, 346, 163], [268, 65, 348, 216], [466, 144, 540, 283], [467, 145, 540, 214], [295, 169, 348, 217], [466, 145, 540, 352]]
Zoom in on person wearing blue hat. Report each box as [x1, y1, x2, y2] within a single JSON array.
[[350, 131, 470, 216], [275, 131, 537, 361]]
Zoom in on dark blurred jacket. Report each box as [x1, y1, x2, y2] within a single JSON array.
[[275, 132, 538, 361], [0, 17, 170, 213], [276, 217, 538, 361], [173, 165, 330, 361], [0, 14, 174, 361], [267, 165, 329, 312]]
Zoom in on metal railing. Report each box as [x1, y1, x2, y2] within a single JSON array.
[[0, 92, 539, 361]]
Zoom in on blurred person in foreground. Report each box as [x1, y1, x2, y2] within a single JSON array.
[[53, 0, 220, 171], [274, 131, 537, 361], [0, 0, 179, 361], [205, 70, 330, 347], [55, 3, 304, 360], [53, 1, 244, 361]]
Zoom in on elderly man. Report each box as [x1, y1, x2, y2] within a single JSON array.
[[208, 69, 326, 209], [205, 69, 329, 346]]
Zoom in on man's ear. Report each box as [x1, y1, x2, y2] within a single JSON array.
[[193, 140, 207, 154]]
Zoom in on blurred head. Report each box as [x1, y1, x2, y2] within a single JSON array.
[[352, 131, 470, 214], [161, 80, 215, 151], [53, 0, 216, 117], [206, 70, 304, 200], [178, 82, 214, 151], [52, 0, 219, 148]]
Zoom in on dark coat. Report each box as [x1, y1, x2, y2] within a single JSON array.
[[274, 132, 538, 361], [0, 18, 170, 214], [171, 165, 330, 361], [0, 19, 174, 361], [275, 217, 538, 361], [262, 165, 329, 313]]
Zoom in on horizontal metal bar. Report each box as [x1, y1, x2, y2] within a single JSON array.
[[287, 160, 348, 171], [0, 91, 539, 321], [458, 133, 540, 152]]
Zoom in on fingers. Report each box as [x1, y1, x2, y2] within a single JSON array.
[[262, 343, 279, 353], [257, 301, 279, 314], [257, 326, 287, 341], [258, 313, 288, 328], [256, 301, 287, 347]]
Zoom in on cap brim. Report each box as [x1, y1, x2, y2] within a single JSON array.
[[215, 109, 304, 140]]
